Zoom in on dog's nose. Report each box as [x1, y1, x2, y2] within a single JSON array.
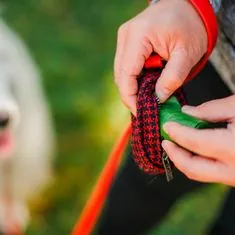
[[0, 99, 20, 129], [0, 112, 10, 128]]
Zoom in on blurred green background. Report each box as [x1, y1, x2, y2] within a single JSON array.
[[0, 0, 229, 234]]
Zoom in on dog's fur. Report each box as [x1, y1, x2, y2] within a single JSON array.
[[0, 20, 54, 232]]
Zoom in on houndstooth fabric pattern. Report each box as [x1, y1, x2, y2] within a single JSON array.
[[131, 69, 185, 175]]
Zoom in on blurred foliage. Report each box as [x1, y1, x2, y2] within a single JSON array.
[[150, 185, 227, 235], [0, 0, 228, 234]]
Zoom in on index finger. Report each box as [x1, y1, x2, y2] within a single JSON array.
[[115, 23, 152, 115], [163, 122, 233, 160]]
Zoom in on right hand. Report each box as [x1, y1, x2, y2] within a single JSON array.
[[114, 0, 208, 115]]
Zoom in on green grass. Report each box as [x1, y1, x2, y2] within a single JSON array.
[[1, 0, 228, 234]]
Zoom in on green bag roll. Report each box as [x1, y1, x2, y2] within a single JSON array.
[[159, 96, 211, 141]]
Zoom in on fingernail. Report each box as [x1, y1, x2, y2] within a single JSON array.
[[181, 105, 194, 114], [155, 90, 170, 103], [163, 122, 174, 134], [161, 140, 170, 149]]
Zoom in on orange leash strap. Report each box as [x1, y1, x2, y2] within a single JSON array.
[[71, 124, 132, 235]]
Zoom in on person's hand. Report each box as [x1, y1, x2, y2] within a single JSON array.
[[114, 0, 207, 115], [162, 95, 235, 186]]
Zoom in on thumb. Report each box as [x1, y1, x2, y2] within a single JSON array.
[[155, 48, 194, 103], [182, 96, 235, 122]]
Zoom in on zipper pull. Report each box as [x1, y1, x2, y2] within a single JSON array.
[[162, 150, 173, 182], [155, 93, 173, 182]]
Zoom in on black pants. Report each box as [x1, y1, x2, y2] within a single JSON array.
[[94, 63, 235, 235]]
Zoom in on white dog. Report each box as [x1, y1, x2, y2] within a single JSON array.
[[0, 20, 54, 233]]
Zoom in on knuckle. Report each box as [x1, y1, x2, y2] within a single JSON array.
[[161, 84, 174, 94], [117, 23, 129, 36], [128, 58, 143, 76], [174, 47, 194, 69], [174, 47, 189, 58], [139, 20, 151, 32], [141, 36, 152, 55], [161, 75, 182, 93], [129, 19, 151, 33]]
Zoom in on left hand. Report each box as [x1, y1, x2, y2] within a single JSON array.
[[162, 95, 235, 186]]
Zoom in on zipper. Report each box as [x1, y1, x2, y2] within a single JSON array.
[[155, 92, 173, 182], [162, 150, 173, 182]]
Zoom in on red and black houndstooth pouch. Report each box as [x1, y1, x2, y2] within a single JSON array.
[[131, 66, 186, 178]]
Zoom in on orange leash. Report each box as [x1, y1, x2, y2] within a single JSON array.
[[71, 124, 132, 235]]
